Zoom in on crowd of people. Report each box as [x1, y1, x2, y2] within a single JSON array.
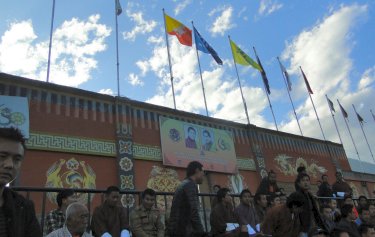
[[1, 126, 375, 237]]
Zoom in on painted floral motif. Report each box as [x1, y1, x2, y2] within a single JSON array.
[[275, 154, 327, 177], [119, 157, 133, 172], [120, 175, 134, 190], [66, 157, 79, 170], [119, 140, 132, 154], [121, 194, 135, 208]]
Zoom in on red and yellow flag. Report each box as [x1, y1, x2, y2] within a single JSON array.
[[164, 13, 192, 46]]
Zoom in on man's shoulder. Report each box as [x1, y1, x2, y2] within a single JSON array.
[[6, 188, 34, 207]]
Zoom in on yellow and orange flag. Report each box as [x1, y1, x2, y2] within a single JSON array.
[[164, 13, 192, 46]]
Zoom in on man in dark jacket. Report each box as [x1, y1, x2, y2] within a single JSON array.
[[317, 174, 333, 198], [256, 170, 280, 196], [332, 172, 352, 197], [336, 204, 360, 237], [167, 161, 207, 237], [0, 127, 42, 237]]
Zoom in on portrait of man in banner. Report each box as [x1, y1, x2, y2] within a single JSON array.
[[184, 125, 198, 149], [201, 129, 214, 151]]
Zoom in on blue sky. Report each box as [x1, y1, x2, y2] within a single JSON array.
[[1, 0, 375, 168]]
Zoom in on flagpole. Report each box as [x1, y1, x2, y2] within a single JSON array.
[[371, 109, 375, 122], [46, 0, 56, 83], [277, 57, 302, 136], [162, 9, 177, 109], [338, 99, 363, 172], [254, 47, 278, 131], [192, 22, 209, 116], [326, 95, 343, 144], [228, 36, 250, 125], [115, 0, 121, 96], [353, 104, 375, 162]]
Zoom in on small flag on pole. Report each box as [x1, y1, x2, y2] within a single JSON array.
[[229, 39, 261, 71], [115, 0, 122, 15], [338, 100, 348, 118], [193, 26, 222, 65], [326, 96, 335, 112], [278, 59, 292, 91], [300, 67, 313, 94], [165, 13, 192, 46], [254, 48, 271, 95], [371, 110, 375, 122], [355, 110, 365, 124]]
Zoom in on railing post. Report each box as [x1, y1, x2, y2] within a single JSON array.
[[40, 192, 47, 234], [201, 195, 208, 232]]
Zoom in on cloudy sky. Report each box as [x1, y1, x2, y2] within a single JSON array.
[[1, 0, 374, 168]]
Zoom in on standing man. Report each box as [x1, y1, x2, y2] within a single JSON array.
[[167, 161, 207, 237], [129, 188, 165, 237], [0, 127, 42, 237], [91, 186, 130, 237], [256, 170, 281, 196], [45, 189, 76, 235], [332, 172, 352, 197], [317, 174, 333, 198], [46, 203, 91, 237]]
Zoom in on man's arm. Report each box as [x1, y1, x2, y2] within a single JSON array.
[[185, 181, 205, 234], [25, 200, 42, 237], [91, 207, 108, 237], [129, 210, 148, 237]]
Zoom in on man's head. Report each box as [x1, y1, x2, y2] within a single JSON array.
[[308, 227, 329, 237], [65, 203, 89, 235], [329, 199, 337, 210], [279, 194, 287, 205], [296, 173, 311, 191], [56, 189, 75, 209], [186, 161, 204, 184], [344, 195, 354, 205], [320, 204, 332, 220], [187, 127, 196, 140], [358, 224, 375, 237], [255, 193, 268, 208], [297, 166, 306, 175], [321, 174, 328, 183], [287, 192, 305, 215], [331, 228, 350, 237], [359, 196, 368, 207], [341, 204, 356, 221], [358, 205, 371, 223], [0, 127, 26, 187], [202, 130, 211, 144], [369, 203, 375, 217], [217, 188, 231, 204], [141, 188, 156, 210], [269, 193, 281, 207], [336, 171, 343, 182], [268, 170, 276, 184], [213, 185, 221, 194], [239, 189, 252, 206], [105, 186, 120, 207]]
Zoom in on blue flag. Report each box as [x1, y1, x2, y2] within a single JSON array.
[[193, 26, 223, 65]]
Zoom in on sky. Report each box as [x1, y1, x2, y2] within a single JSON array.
[[1, 0, 374, 170]]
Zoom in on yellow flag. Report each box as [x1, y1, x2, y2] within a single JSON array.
[[230, 39, 261, 71], [164, 13, 192, 46]]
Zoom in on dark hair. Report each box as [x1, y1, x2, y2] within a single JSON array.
[[358, 195, 367, 201], [186, 161, 203, 177], [320, 204, 332, 213], [297, 166, 306, 174], [287, 192, 305, 208], [268, 170, 275, 176], [296, 173, 310, 184], [217, 188, 230, 202], [254, 193, 266, 203], [343, 195, 352, 201], [0, 127, 26, 149], [239, 189, 252, 199], [321, 174, 328, 180], [56, 189, 74, 208], [202, 130, 210, 137], [330, 228, 349, 237], [335, 171, 342, 176], [187, 126, 196, 133], [106, 186, 120, 195], [358, 205, 370, 215], [358, 224, 375, 234], [213, 184, 221, 189], [340, 204, 354, 218], [142, 188, 156, 199], [269, 193, 280, 203]]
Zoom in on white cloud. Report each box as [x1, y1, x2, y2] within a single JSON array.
[[258, 0, 283, 16], [209, 6, 235, 36], [98, 88, 114, 95], [127, 73, 144, 86], [280, 4, 374, 164], [174, 0, 192, 15], [123, 9, 157, 41], [0, 15, 111, 87]]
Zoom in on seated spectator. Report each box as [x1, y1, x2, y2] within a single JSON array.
[[47, 203, 91, 237], [358, 224, 375, 237], [308, 226, 329, 237], [0, 127, 42, 237], [210, 188, 240, 237], [45, 189, 76, 235], [261, 191, 305, 237], [330, 228, 350, 237], [129, 188, 164, 237], [279, 193, 287, 205], [268, 193, 281, 208], [344, 195, 359, 218], [368, 203, 375, 226], [320, 204, 335, 233], [256, 170, 281, 196], [234, 189, 259, 229], [358, 196, 369, 209], [336, 204, 360, 237], [91, 186, 130, 237], [295, 166, 307, 191], [317, 174, 333, 198], [332, 172, 352, 197], [254, 193, 268, 223], [356, 205, 371, 227], [211, 184, 221, 209]]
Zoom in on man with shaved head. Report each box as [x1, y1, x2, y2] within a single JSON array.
[[47, 203, 92, 237]]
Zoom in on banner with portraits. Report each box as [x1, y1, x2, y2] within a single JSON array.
[[0, 95, 29, 138], [159, 116, 237, 173]]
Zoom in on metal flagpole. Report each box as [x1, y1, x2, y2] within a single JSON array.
[[371, 109, 375, 123], [253, 47, 278, 131], [228, 36, 250, 125], [46, 0, 56, 83], [337, 99, 363, 172], [162, 9, 177, 109], [326, 95, 343, 144], [115, 0, 121, 96], [353, 104, 375, 162], [277, 57, 302, 136], [192, 22, 209, 116]]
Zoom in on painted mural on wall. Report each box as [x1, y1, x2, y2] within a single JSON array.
[[275, 154, 327, 178], [227, 173, 248, 194], [147, 166, 181, 211], [45, 158, 96, 204]]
